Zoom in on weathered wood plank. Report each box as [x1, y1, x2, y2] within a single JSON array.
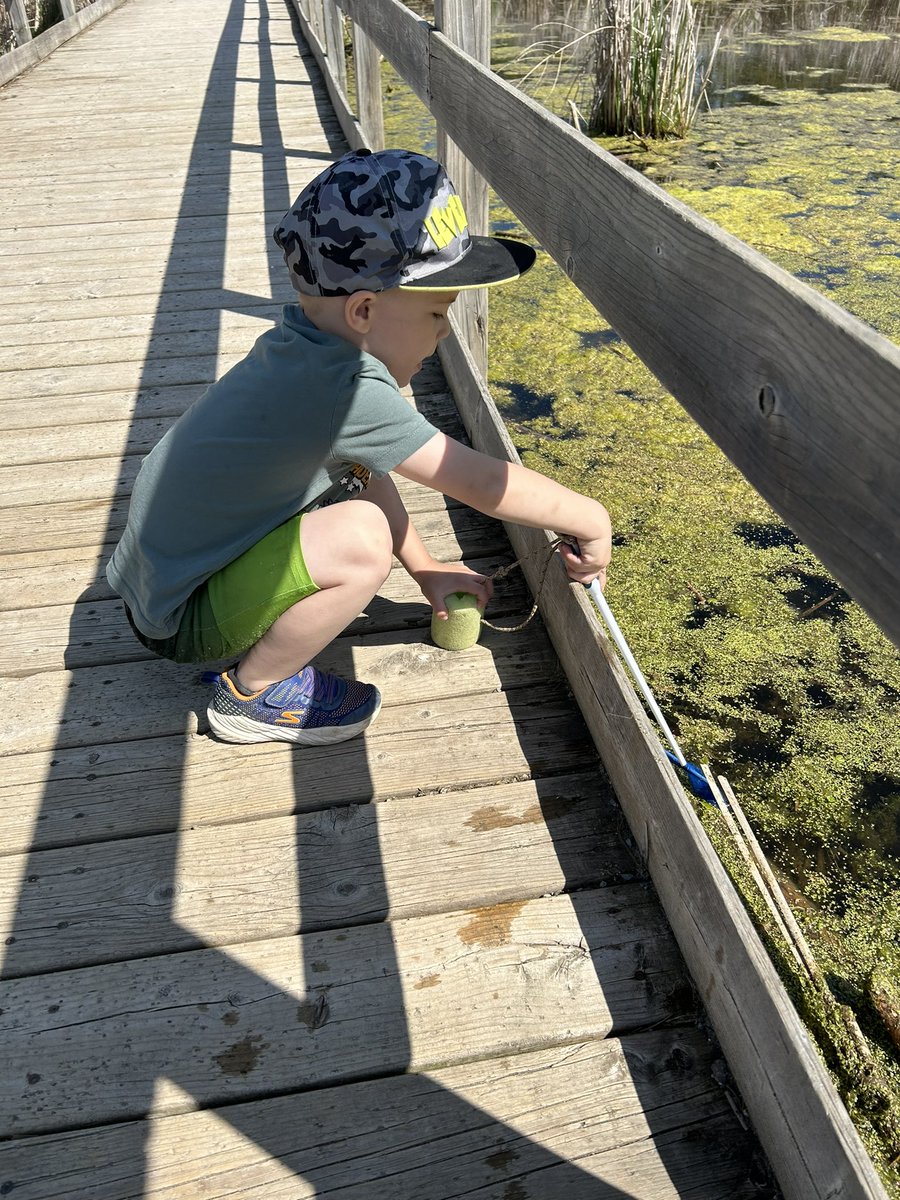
[[0, 352, 244, 403], [0, 772, 630, 976], [0, 380, 459, 468], [0, 1030, 765, 1200], [0, 888, 687, 1135], [0, 685, 595, 855], [0, 622, 563, 756], [434, 0, 490, 377], [0, 356, 449, 430], [0, 183, 324, 234], [353, 21, 385, 151], [441, 320, 886, 1198], [0, 383, 205, 430], [5, 0, 31, 46], [0, 436, 462, 504], [0, 305, 279, 351], [0, 316, 276, 375], [0, 268, 281, 314], [0, 553, 527, 675], [0, 489, 504, 555]]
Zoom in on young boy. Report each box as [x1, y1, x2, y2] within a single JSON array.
[[107, 149, 611, 746]]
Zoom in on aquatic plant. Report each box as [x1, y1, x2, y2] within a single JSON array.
[[588, 0, 721, 137]]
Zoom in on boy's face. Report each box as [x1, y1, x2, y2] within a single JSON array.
[[356, 288, 459, 388]]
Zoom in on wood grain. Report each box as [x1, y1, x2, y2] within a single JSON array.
[[0, 888, 686, 1135], [0, 1030, 763, 1200]]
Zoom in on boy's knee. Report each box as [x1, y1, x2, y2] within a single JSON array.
[[348, 500, 393, 580]]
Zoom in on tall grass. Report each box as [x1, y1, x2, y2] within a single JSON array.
[[589, 0, 721, 137], [506, 0, 721, 139]]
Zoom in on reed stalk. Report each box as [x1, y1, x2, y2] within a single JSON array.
[[589, 0, 719, 138]]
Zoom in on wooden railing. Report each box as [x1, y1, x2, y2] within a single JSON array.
[[0, 0, 130, 86], [300, 0, 900, 656], [291, 4, 892, 1200]]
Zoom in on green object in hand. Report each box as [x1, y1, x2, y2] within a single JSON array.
[[431, 592, 482, 650]]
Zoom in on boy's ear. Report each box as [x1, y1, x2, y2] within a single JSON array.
[[344, 291, 377, 332]]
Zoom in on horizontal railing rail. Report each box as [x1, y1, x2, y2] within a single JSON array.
[[306, 0, 900, 653]]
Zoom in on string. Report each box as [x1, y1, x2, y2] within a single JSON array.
[[480, 537, 567, 634]]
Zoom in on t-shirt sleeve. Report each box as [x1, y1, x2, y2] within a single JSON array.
[[330, 369, 439, 477]]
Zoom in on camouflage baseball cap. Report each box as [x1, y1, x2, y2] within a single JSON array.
[[273, 148, 535, 296]]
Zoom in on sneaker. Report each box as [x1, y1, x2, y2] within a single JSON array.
[[206, 666, 382, 745]]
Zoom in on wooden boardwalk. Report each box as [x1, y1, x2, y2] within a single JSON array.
[[0, 1, 772, 1195]]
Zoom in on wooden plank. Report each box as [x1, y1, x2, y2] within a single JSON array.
[[0, 772, 629, 976], [0, 621, 563, 757], [0, 383, 206, 433], [0, 1030, 765, 1200], [0, 390, 459, 468], [425, 28, 900, 651], [0, 553, 528, 675], [0, 290, 276, 329], [0, 353, 242, 403], [0, 422, 459, 499], [0, 305, 280, 351], [0, 187, 322, 236], [0, 887, 687, 1135], [440, 321, 887, 1199], [434, 0, 490, 378], [0, 487, 505, 554], [0, 265, 283, 312], [322, 0, 347, 97], [0, 388, 456, 466], [0, 685, 595, 855], [352, 22, 384, 151], [5, 0, 31, 45], [0, 0, 132, 87], [0, 317, 274, 375]]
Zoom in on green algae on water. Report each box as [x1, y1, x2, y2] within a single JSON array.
[[798, 25, 893, 42]]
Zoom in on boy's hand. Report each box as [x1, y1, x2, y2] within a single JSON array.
[[412, 560, 494, 620], [559, 533, 610, 588]]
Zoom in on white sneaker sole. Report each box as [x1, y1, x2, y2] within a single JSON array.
[[207, 690, 382, 746]]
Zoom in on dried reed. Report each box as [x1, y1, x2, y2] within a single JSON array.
[[589, 0, 720, 137]]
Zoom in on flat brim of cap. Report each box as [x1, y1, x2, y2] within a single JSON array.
[[399, 235, 536, 292]]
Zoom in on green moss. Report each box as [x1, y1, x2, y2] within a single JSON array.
[[798, 25, 893, 42]]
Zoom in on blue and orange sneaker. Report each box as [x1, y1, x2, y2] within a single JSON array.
[[206, 666, 382, 745]]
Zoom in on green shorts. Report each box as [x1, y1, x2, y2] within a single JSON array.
[[127, 513, 319, 663]]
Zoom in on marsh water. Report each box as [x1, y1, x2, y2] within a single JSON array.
[[377, 2, 899, 1177]]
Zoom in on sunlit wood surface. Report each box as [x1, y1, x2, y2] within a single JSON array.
[[0, 1, 768, 1194]]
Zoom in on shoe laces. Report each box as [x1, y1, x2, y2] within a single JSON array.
[[303, 666, 344, 706]]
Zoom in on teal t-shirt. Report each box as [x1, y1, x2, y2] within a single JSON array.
[[107, 304, 439, 637]]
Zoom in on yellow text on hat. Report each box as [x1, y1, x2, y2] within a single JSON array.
[[423, 194, 468, 250]]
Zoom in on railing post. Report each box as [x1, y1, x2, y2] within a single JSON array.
[[306, 0, 325, 49], [353, 23, 385, 151], [434, 0, 490, 379], [59, 0, 76, 18], [323, 0, 347, 98], [5, 0, 32, 44]]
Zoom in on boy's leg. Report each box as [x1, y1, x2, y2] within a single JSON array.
[[236, 496, 393, 691]]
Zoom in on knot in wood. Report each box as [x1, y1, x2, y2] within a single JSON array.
[[758, 384, 777, 417]]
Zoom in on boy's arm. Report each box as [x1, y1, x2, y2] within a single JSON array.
[[394, 432, 611, 585], [360, 473, 493, 616]]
